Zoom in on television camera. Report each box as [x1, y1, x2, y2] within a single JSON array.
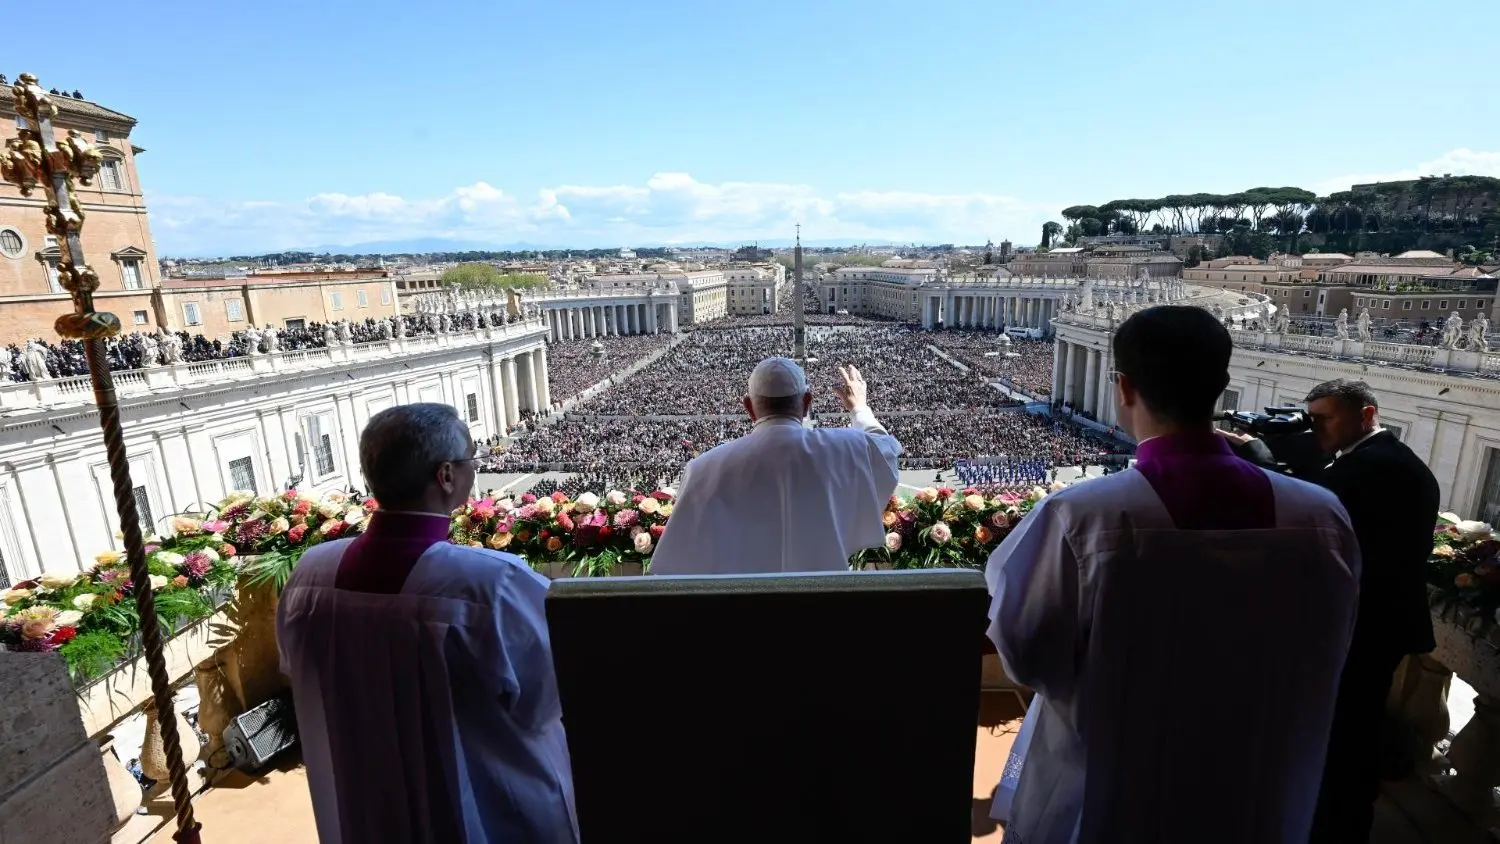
[[1216, 405, 1326, 476]]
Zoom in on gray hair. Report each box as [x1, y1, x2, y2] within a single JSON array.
[[360, 403, 471, 505], [1305, 379, 1379, 412], [750, 394, 805, 418]]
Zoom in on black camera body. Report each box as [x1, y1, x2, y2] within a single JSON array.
[[1218, 405, 1312, 437]]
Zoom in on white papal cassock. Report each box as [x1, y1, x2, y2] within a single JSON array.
[[650, 408, 902, 574], [985, 465, 1360, 844], [278, 538, 578, 844]]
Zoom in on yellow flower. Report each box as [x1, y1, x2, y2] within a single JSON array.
[[487, 532, 513, 550], [1432, 544, 1457, 558], [545, 536, 564, 552], [639, 499, 661, 516], [963, 494, 986, 512], [95, 550, 124, 568], [2, 588, 33, 606]]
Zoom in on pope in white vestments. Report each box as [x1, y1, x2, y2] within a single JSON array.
[[650, 358, 902, 575], [985, 306, 1360, 844], [277, 403, 578, 844]]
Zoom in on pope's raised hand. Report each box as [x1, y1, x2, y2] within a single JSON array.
[[835, 364, 868, 412]]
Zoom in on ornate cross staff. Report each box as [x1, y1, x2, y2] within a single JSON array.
[[3, 74, 201, 842]]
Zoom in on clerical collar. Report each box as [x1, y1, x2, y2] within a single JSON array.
[[752, 415, 806, 429], [1335, 427, 1385, 460], [364, 510, 454, 542], [1134, 430, 1233, 465]]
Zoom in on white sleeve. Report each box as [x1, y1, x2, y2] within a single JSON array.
[[984, 497, 1083, 700], [850, 407, 901, 492], [478, 564, 563, 733]]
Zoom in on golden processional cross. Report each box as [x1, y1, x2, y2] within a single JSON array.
[[3, 73, 202, 842]]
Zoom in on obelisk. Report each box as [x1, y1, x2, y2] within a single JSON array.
[[793, 224, 806, 364]]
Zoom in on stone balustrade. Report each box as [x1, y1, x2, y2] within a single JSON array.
[[0, 318, 549, 411], [1229, 331, 1500, 376]]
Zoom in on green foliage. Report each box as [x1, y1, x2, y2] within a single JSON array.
[[240, 550, 299, 593], [59, 631, 127, 685], [440, 263, 548, 292], [153, 587, 213, 631]]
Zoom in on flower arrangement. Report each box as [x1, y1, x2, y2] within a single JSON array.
[[851, 484, 1046, 570], [1429, 512, 1500, 628], [451, 488, 674, 577], [0, 519, 239, 683], [227, 490, 378, 591]]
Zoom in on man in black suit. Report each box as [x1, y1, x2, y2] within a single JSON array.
[[1225, 378, 1439, 842]]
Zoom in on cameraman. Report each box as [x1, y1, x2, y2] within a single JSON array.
[[1221, 379, 1439, 843]]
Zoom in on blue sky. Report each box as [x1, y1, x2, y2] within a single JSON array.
[[9, 0, 1498, 255]]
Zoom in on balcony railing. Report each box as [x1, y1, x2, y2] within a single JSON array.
[[0, 318, 548, 411]]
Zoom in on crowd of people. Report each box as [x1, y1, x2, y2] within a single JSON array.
[[543, 334, 674, 403], [926, 332, 1056, 398], [573, 327, 1017, 416], [3, 310, 522, 383], [884, 412, 1130, 470], [499, 417, 750, 481]]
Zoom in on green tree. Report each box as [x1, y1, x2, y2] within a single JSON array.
[[1041, 221, 1063, 248], [441, 263, 548, 291]]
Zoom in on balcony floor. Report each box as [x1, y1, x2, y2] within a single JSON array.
[[131, 696, 1484, 844]]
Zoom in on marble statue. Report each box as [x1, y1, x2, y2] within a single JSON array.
[[337, 320, 353, 345], [263, 325, 279, 353], [243, 325, 263, 355], [1468, 314, 1490, 351], [1334, 309, 1350, 341], [1079, 280, 1095, 312], [438, 313, 450, 333], [1356, 309, 1372, 343], [392, 315, 405, 338], [140, 332, 161, 366], [160, 330, 183, 365], [378, 318, 394, 340], [1106, 302, 1119, 322], [1442, 312, 1464, 350], [323, 323, 337, 347], [21, 340, 49, 380], [1273, 310, 1290, 335]]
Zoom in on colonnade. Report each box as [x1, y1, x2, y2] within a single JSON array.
[[922, 293, 1059, 331], [543, 301, 676, 342], [492, 346, 552, 423], [1051, 337, 1114, 423]]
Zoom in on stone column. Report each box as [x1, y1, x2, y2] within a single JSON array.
[[1083, 348, 1100, 415], [502, 356, 520, 427], [1063, 343, 1077, 407], [647, 302, 658, 334], [922, 296, 934, 330], [668, 302, 680, 333], [522, 350, 540, 411], [595, 307, 605, 336], [1052, 339, 1064, 397], [532, 347, 551, 411]]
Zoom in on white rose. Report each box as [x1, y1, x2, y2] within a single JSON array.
[[200, 547, 220, 562], [344, 507, 365, 526], [269, 517, 290, 535], [536, 498, 556, 515], [38, 570, 80, 590], [155, 551, 186, 566], [659, 487, 677, 499], [884, 532, 902, 552], [1028, 486, 1048, 502], [325, 491, 349, 504], [2, 588, 33, 606], [929, 522, 952, 544], [1456, 520, 1492, 537], [317, 504, 342, 519], [914, 487, 939, 503], [54, 610, 83, 627], [148, 575, 169, 591], [634, 532, 654, 554], [574, 492, 600, 513], [496, 497, 515, 512], [605, 490, 627, 507], [963, 494, 985, 511], [638, 498, 661, 516], [72, 593, 99, 610]]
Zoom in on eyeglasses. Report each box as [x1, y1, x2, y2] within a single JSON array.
[[445, 442, 482, 464]]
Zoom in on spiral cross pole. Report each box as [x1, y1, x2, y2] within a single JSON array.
[[3, 74, 201, 842]]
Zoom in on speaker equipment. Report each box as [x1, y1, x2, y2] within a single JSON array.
[[223, 692, 298, 772], [546, 569, 989, 844]]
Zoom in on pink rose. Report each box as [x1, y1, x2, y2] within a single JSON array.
[[550, 491, 568, 504], [202, 520, 228, 534], [988, 511, 1009, 529], [929, 523, 952, 545], [614, 509, 640, 528], [521, 493, 538, 504], [286, 524, 308, 544], [884, 532, 902, 552], [556, 512, 575, 532]]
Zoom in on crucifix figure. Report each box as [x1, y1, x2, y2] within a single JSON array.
[[2, 73, 202, 842]]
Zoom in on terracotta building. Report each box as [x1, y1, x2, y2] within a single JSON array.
[[0, 88, 160, 339]]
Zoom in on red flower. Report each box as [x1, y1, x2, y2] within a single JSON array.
[[293, 500, 313, 516], [632, 494, 646, 504], [599, 525, 613, 539], [323, 522, 345, 539], [51, 626, 77, 645], [550, 491, 568, 504], [283, 490, 298, 501], [649, 524, 665, 539], [556, 513, 575, 532], [937, 486, 954, 498], [963, 487, 980, 496], [363, 497, 378, 511], [286, 524, 308, 544], [651, 490, 673, 501], [539, 529, 550, 540]]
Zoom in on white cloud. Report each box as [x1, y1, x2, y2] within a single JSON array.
[[146, 173, 1056, 256], [1312, 148, 1500, 196]]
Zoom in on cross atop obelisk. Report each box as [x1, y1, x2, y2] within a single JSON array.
[[793, 224, 806, 364]]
